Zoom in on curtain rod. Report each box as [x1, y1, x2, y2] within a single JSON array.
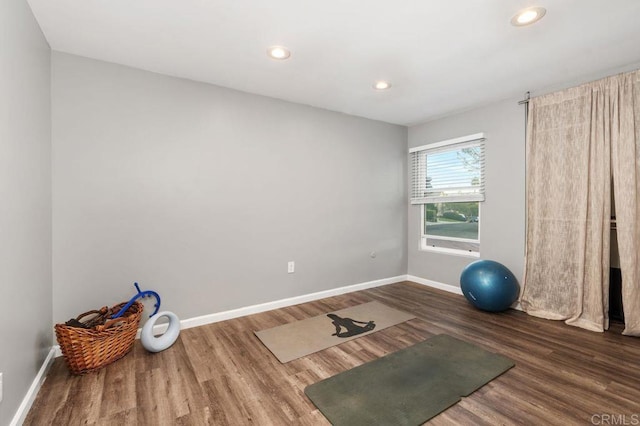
[[518, 91, 531, 105]]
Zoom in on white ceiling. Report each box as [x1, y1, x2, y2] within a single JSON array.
[[27, 0, 640, 126]]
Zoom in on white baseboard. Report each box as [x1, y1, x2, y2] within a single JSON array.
[[132, 275, 408, 337], [406, 274, 464, 296], [10, 347, 57, 426], [53, 274, 408, 351], [52, 274, 455, 358], [171, 274, 408, 332], [406, 274, 523, 311], [55, 274, 460, 351]]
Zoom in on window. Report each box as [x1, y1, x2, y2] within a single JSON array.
[[410, 133, 485, 256]]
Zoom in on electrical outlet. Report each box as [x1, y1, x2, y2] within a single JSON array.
[[0, 372, 3, 403], [287, 261, 295, 274]]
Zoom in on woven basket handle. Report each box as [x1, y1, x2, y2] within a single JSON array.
[[76, 306, 109, 321], [74, 306, 111, 328], [96, 313, 138, 331]]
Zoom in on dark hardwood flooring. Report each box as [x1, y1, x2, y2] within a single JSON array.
[[25, 281, 640, 425]]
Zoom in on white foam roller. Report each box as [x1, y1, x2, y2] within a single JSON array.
[[140, 311, 181, 353]]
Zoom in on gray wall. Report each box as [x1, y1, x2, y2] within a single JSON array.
[[0, 1, 52, 424], [52, 52, 407, 324], [407, 99, 526, 287]]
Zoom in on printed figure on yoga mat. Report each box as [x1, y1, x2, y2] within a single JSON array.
[[327, 313, 376, 338]]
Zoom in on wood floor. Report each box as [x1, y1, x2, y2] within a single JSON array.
[[26, 281, 640, 425]]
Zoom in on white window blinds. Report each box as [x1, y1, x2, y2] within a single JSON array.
[[410, 133, 485, 205]]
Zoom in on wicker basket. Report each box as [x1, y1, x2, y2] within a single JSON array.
[[55, 301, 143, 375]]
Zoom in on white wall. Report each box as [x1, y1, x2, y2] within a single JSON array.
[[0, 1, 52, 424], [52, 52, 407, 324], [407, 99, 526, 287]]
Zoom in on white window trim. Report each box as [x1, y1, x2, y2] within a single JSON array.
[[420, 244, 481, 258], [412, 133, 485, 257], [409, 132, 485, 154], [420, 204, 481, 257]]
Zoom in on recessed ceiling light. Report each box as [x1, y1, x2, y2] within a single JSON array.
[[511, 7, 546, 26], [267, 46, 291, 60], [373, 80, 391, 90]]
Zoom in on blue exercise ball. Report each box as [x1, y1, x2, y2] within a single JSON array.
[[460, 260, 520, 312]]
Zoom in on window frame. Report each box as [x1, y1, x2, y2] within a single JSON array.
[[411, 133, 485, 257], [420, 203, 481, 258]]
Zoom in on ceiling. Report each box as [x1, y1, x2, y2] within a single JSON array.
[[27, 0, 640, 126]]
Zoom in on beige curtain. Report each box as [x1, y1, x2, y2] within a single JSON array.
[[521, 70, 640, 336]]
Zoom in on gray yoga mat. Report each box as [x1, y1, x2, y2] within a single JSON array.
[[305, 334, 515, 425]]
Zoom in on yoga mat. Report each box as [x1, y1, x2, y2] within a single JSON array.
[[254, 301, 415, 363], [305, 334, 515, 425]]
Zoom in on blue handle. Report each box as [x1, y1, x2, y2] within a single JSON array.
[[111, 282, 161, 319]]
